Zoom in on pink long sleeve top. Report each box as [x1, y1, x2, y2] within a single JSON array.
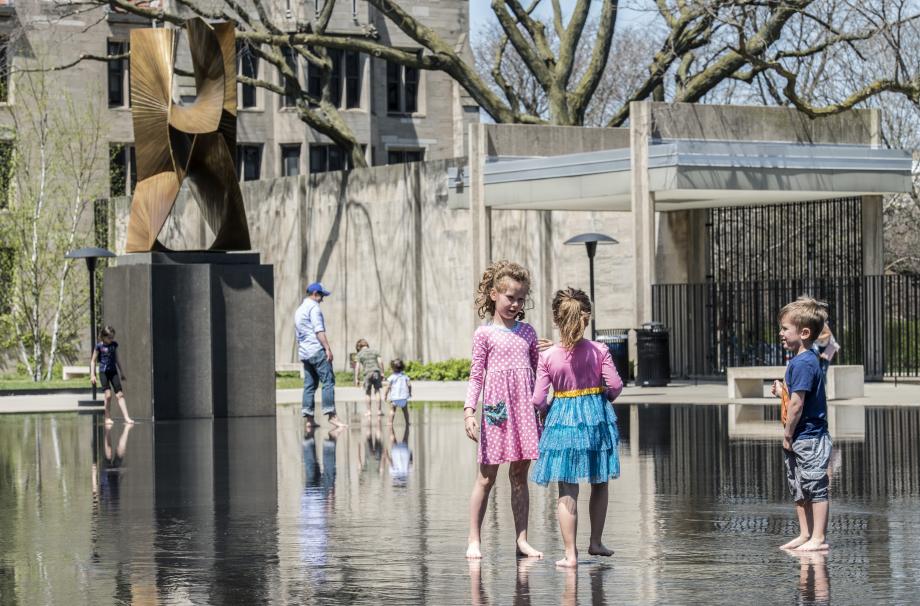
[[531, 339, 624, 411]]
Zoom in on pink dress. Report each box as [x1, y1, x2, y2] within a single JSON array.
[[464, 322, 541, 465]]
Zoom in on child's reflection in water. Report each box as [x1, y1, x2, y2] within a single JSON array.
[[468, 556, 611, 605], [796, 551, 830, 605], [93, 422, 133, 508], [383, 424, 412, 487]]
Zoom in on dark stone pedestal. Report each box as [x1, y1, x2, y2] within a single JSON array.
[[103, 252, 275, 420]]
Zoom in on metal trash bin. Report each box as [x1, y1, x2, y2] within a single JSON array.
[[635, 322, 670, 387], [596, 329, 630, 385]]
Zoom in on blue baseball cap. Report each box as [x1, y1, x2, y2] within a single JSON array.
[[306, 282, 331, 296]]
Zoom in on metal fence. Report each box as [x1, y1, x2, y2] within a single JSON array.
[[653, 274, 920, 380]]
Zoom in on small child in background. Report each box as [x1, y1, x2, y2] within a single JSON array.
[[90, 326, 133, 426], [772, 296, 832, 552], [385, 358, 412, 426], [813, 323, 839, 378], [354, 339, 385, 417]]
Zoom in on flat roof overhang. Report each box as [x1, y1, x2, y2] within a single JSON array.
[[447, 140, 913, 212]]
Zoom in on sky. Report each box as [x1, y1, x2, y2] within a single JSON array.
[[468, 0, 656, 40]]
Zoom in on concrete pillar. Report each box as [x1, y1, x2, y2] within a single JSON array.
[[469, 123, 491, 330], [631, 101, 655, 326], [656, 209, 708, 284], [862, 195, 884, 275], [862, 194, 885, 379]]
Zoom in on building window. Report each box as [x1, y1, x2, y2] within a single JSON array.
[[387, 149, 425, 165], [0, 38, 9, 103], [280, 46, 297, 109], [310, 144, 354, 174], [280, 144, 301, 177], [107, 40, 129, 108], [238, 42, 259, 109], [306, 50, 361, 109], [0, 140, 11, 208], [109, 144, 136, 197], [386, 58, 419, 114], [237, 144, 262, 181]]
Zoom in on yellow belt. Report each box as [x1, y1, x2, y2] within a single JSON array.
[[553, 386, 604, 398]]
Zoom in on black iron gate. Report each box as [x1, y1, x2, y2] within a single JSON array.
[[652, 198, 920, 379]]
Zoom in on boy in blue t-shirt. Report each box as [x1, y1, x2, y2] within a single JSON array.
[[771, 296, 832, 552]]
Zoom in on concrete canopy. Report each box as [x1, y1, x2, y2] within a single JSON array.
[[450, 139, 912, 212]]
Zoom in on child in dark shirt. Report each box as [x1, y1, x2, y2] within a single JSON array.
[[90, 326, 134, 425], [771, 297, 831, 551]]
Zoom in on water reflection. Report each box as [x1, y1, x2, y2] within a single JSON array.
[[0, 403, 919, 604]]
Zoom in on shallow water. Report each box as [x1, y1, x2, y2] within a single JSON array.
[[1, 402, 919, 605]]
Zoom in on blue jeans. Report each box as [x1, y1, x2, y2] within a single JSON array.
[[302, 350, 336, 417]]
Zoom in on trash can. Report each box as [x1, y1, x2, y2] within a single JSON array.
[[596, 329, 630, 385], [635, 322, 670, 387]]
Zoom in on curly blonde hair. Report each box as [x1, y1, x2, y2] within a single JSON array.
[[553, 288, 591, 349], [475, 260, 532, 320]]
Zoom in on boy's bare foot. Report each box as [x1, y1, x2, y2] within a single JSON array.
[[795, 538, 829, 552], [124, 418, 135, 425], [555, 554, 578, 568], [588, 542, 614, 556], [104, 418, 114, 426], [466, 542, 483, 559], [780, 535, 810, 550], [328, 415, 347, 428], [364, 411, 371, 418], [515, 539, 543, 558]]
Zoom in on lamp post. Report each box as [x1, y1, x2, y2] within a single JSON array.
[[564, 233, 618, 340], [65, 247, 115, 405]]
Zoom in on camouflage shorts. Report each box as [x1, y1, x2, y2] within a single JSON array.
[[783, 432, 833, 503]]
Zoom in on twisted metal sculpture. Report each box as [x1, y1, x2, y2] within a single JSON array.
[[126, 19, 251, 252]]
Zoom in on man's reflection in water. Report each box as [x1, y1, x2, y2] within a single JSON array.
[[301, 424, 344, 570], [384, 424, 412, 486], [796, 551, 830, 605]]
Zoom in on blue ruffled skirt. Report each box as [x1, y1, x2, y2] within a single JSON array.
[[530, 393, 620, 485]]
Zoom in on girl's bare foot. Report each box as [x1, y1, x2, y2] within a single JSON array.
[[555, 553, 578, 568], [588, 542, 614, 556], [364, 411, 371, 418], [104, 417, 114, 426], [124, 418, 135, 425], [516, 539, 543, 558], [328, 415, 348, 428], [780, 535, 810, 550], [795, 539, 829, 552], [466, 541, 483, 559]]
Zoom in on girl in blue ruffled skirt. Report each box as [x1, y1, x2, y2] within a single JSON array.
[[530, 288, 624, 567]]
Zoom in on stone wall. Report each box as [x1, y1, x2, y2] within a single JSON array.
[[114, 158, 639, 370]]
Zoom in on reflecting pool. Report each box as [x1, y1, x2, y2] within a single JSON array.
[[1, 403, 919, 604]]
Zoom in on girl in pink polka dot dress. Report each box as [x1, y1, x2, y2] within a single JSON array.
[[463, 261, 544, 560]]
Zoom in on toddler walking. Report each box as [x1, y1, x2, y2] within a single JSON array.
[[385, 358, 412, 426], [531, 288, 623, 568], [464, 260, 543, 560], [772, 296, 832, 552]]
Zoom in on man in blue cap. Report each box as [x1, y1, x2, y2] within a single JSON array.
[[295, 282, 346, 428]]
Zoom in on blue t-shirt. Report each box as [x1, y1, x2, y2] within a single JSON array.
[[95, 341, 118, 374], [785, 349, 828, 440]]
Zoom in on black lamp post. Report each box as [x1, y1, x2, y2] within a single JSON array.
[[564, 233, 618, 340], [65, 247, 115, 405]]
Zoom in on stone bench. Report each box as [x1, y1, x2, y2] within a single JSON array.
[[62, 366, 91, 380], [727, 365, 864, 400]]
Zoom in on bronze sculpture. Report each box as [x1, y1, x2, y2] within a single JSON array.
[[126, 19, 251, 252]]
